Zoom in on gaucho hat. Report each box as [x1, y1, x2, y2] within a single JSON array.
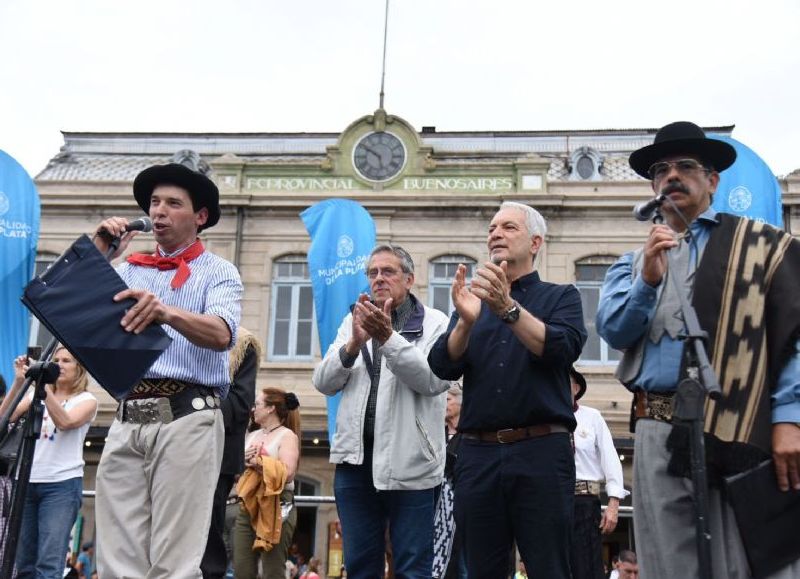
[[133, 155, 220, 231], [570, 367, 587, 401], [629, 121, 737, 179]]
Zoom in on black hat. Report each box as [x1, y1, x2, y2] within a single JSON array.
[[629, 121, 737, 179], [133, 159, 220, 231], [569, 367, 587, 401]]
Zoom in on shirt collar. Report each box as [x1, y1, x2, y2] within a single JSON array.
[[511, 270, 541, 290]]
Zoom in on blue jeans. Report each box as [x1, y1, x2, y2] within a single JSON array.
[[334, 453, 435, 579], [16, 477, 83, 579], [454, 433, 575, 579]]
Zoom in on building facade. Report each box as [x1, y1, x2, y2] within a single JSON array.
[[32, 110, 800, 571]]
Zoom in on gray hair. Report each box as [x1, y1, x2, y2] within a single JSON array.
[[499, 202, 547, 238], [447, 382, 463, 401], [368, 244, 415, 274]]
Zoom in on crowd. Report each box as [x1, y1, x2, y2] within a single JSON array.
[[2, 119, 799, 578]]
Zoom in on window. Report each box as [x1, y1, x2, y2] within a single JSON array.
[[575, 257, 621, 364], [269, 255, 315, 361], [568, 146, 603, 181], [28, 254, 58, 349], [429, 255, 476, 315]]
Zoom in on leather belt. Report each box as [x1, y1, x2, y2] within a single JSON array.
[[575, 480, 601, 496], [633, 390, 675, 423], [460, 423, 568, 444], [118, 382, 220, 424]]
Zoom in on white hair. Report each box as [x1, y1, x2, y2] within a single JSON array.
[[499, 202, 547, 238]]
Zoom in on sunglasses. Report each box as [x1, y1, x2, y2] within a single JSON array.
[[647, 158, 709, 181]]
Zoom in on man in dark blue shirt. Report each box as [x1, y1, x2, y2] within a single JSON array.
[[429, 201, 586, 579]]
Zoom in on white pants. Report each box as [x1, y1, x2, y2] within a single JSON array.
[[96, 409, 224, 579]]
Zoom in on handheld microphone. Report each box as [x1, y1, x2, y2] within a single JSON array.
[[124, 216, 153, 233], [633, 195, 667, 222]]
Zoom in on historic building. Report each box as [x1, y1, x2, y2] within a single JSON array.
[[32, 110, 800, 571]]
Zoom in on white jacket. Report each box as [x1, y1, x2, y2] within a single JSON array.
[[313, 299, 451, 491]]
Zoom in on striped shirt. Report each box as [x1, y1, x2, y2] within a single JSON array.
[[116, 248, 242, 396]]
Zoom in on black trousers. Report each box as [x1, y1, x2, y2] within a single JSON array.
[[454, 432, 575, 579], [570, 495, 605, 579], [201, 473, 235, 579]]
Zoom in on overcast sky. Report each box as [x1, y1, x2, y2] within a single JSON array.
[[1, 0, 798, 178]]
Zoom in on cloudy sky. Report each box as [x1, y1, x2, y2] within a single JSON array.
[[1, 0, 798, 178]]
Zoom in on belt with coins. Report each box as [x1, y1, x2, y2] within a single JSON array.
[[633, 390, 675, 423], [118, 379, 220, 424]]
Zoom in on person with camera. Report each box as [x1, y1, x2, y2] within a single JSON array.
[[0, 347, 97, 579]]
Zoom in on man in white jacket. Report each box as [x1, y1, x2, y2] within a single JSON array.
[[313, 244, 451, 579]]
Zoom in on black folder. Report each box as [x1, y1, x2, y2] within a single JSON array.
[[725, 459, 800, 578], [21, 234, 172, 399]]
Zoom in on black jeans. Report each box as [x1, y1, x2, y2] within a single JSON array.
[[570, 495, 605, 579], [454, 432, 575, 579]]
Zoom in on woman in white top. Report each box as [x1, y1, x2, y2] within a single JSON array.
[[1, 346, 98, 579], [232, 387, 300, 579]]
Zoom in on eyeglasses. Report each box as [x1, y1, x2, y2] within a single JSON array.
[[367, 267, 403, 280], [647, 158, 709, 181]]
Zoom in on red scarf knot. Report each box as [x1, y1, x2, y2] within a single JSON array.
[[126, 239, 205, 289]]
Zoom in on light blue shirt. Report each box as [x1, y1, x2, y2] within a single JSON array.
[[597, 208, 800, 423], [116, 246, 242, 396]]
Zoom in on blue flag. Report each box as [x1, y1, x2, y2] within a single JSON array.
[[709, 135, 783, 227], [301, 199, 376, 439], [0, 150, 40, 390]]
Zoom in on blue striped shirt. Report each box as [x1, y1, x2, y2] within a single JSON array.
[[116, 248, 242, 397]]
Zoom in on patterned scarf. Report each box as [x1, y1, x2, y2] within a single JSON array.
[[668, 214, 800, 480]]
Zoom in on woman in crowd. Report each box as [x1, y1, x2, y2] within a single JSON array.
[[0, 346, 98, 579], [233, 387, 301, 579]]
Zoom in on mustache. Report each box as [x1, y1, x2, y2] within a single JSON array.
[[660, 182, 689, 196]]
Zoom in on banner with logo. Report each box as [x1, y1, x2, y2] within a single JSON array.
[[0, 150, 40, 389], [710, 135, 783, 228], [301, 199, 375, 438]]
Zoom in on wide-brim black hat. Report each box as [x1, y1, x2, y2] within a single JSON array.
[[570, 367, 587, 401], [133, 163, 220, 231], [629, 121, 737, 179]]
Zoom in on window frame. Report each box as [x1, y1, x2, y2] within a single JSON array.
[[268, 255, 317, 362], [428, 254, 477, 316], [574, 256, 621, 366]]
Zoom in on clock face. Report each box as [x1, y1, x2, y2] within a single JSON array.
[[353, 132, 406, 182]]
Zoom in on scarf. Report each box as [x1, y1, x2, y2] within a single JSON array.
[[667, 214, 800, 481], [126, 239, 205, 289]]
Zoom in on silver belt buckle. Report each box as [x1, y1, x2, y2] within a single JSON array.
[[123, 398, 173, 424], [496, 428, 514, 444], [156, 397, 174, 423]]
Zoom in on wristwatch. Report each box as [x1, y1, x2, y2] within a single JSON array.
[[500, 301, 521, 324]]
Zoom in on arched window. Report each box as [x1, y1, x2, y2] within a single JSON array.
[[429, 255, 476, 315], [575, 256, 621, 364], [269, 255, 315, 361]]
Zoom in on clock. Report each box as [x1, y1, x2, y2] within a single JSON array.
[[353, 132, 406, 182]]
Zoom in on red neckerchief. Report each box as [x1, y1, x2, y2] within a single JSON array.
[[126, 239, 205, 289]]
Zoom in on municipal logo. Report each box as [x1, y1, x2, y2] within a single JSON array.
[[0, 191, 9, 216], [337, 235, 354, 258], [728, 186, 752, 213]]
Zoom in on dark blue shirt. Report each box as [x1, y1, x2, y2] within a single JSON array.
[[428, 271, 587, 431]]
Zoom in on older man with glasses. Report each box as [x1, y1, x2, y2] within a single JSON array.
[[597, 121, 800, 578], [313, 244, 451, 578]]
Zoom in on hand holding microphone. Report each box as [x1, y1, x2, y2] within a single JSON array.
[[93, 216, 152, 258]]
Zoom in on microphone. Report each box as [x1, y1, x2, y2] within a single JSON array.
[[125, 216, 153, 233], [633, 194, 667, 222]]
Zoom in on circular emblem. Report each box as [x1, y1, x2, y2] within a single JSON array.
[[728, 186, 752, 213], [337, 235, 354, 258], [191, 397, 206, 410], [205, 396, 215, 408], [0, 191, 9, 216]]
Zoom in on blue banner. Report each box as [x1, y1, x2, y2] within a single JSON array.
[[301, 199, 375, 439], [709, 135, 783, 227], [0, 150, 40, 390]]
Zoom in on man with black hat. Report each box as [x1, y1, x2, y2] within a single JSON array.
[[569, 367, 628, 579], [597, 122, 800, 578], [91, 156, 243, 579]]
